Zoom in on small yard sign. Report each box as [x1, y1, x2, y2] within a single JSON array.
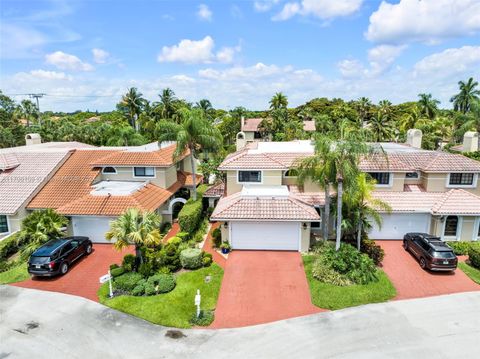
[[194, 289, 201, 318], [99, 273, 111, 284], [99, 270, 114, 298]]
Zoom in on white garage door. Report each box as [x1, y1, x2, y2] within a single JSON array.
[[71, 216, 116, 243], [369, 213, 431, 240], [230, 221, 300, 251]]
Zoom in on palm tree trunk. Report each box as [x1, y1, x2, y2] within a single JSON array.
[[323, 185, 330, 240], [135, 244, 143, 267], [357, 222, 362, 251], [189, 147, 198, 201], [335, 180, 343, 251]]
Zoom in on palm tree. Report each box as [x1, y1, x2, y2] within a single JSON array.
[[155, 108, 222, 200], [106, 126, 145, 146], [195, 99, 213, 114], [105, 208, 162, 263], [269, 92, 288, 110], [343, 173, 391, 250], [120, 87, 145, 131], [417, 93, 440, 120], [450, 77, 480, 113], [355, 97, 373, 125], [368, 112, 395, 142], [17, 99, 39, 127], [159, 88, 177, 120]]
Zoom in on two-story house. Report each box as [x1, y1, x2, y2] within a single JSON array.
[[211, 130, 480, 252], [27, 141, 201, 242]]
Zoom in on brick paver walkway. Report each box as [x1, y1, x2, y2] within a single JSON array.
[[202, 222, 226, 269]]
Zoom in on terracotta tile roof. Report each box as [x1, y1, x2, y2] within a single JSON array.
[[303, 120, 316, 132], [288, 185, 327, 206], [204, 182, 225, 198], [0, 151, 70, 214], [89, 143, 189, 167], [404, 184, 426, 192], [27, 150, 118, 210], [178, 171, 203, 187], [219, 151, 310, 170], [56, 183, 176, 216], [211, 192, 320, 221], [372, 189, 480, 215], [241, 118, 264, 132], [359, 154, 414, 172]]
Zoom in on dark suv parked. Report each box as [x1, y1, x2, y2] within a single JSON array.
[[28, 237, 92, 277], [403, 233, 457, 271]]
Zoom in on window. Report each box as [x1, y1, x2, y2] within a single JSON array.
[[102, 167, 117, 174], [238, 171, 261, 183], [0, 215, 8, 233], [254, 132, 262, 139], [368, 172, 390, 185], [406, 172, 419, 179], [61, 242, 74, 255], [134, 167, 155, 177], [284, 169, 299, 177], [444, 216, 458, 237], [449, 173, 474, 185], [311, 208, 321, 228]]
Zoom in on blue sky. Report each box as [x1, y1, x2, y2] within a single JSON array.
[[1, 0, 479, 112]]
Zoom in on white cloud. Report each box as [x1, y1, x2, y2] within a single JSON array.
[[337, 59, 365, 78], [367, 44, 406, 74], [254, 0, 280, 13], [45, 51, 94, 71], [366, 0, 480, 44], [414, 46, 480, 77], [273, 0, 363, 21], [197, 4, 212, 21], [0, 24, 47, 59], [157, 36, 239, 64], [29, 69, 72, 81], [92, 48, 110, 64]]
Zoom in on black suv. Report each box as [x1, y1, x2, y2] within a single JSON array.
[[403, 233, 457, 271], [28, 237, 92, 277]]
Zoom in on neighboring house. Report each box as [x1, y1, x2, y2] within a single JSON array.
[[211, 130, 480, 252], [27, 141, 202, 243], [0, 137, 95, 238]]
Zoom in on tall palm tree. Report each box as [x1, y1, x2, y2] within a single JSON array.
[[106, 126, 145, 146], [417, 93, 440, 120], [159, 88, 177, 120], [355, 97, 373, 125], [269, 92, 288, 110], [120, 87, 145, 131], [18, 99, 39, 127], [450, 77, 480, 113], [155, 108, 222, 200], [106, 208, 162, 263], [368, 112, 395, 142]]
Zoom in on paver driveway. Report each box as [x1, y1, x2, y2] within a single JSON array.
[[12, 244, 133, 302], [211, 251, 323, 328], [377, 241, 479, 300]]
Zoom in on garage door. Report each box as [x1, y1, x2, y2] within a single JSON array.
[[71, 216, 116, 243], [369, 213, 431, 240], [230, 221, 300, 251]]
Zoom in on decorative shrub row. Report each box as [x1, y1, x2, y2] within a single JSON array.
[[361, 240, 385, 266], [132, 273, 176, 296], [447, 241, 480, 256], [178, 199, 203, 233], [469, 246, 480, 269]]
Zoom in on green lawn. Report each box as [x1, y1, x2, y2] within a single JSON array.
[[458, 262, 480, 285], [302, 255, 396, 310], [0, 262, 29, 284], [98, 264, 224, 328]]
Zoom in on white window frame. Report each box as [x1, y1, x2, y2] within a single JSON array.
[[368, 172, 393, 188], [0, 214, 10, 234], [237, 170, 263, 184], [441, 215, 462, 241], [132, 167, 156, 178], [446, 173, 478, 189], [102, 167, 117, 174], [474, 217, 480, 241], [283, 169, 298, 178]]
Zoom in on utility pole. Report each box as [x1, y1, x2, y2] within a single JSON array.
[[28, 93, 46, 112]]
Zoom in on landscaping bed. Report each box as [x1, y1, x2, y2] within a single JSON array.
[[458, 262, 480, 285], [98, 264, 224, 328]]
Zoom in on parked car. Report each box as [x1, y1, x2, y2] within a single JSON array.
[[403, 233, 457, 271], [28, 237, 92, 277]]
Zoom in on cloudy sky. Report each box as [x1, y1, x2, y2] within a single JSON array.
[[1, 0, 479, 112]]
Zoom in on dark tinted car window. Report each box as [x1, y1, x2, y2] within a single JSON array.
[[432, 251, 456, 259], [61, 243, 74, 254], [30, 256, 50, 264], [71, 240, 80, 248]]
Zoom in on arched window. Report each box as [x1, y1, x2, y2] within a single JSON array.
[[102, 167, 117, 174], [284, 169, 299, 177], [444, 216, 458, 237], [237, 133, 244, 140]]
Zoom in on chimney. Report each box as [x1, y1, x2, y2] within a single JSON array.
[[241, 116, 245, 129], [25, 133, 42, 146], [406, 129, 422, 149], [462, 131, 479, 152]]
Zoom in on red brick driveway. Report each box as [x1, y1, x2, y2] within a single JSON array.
[[211, 251, 323, 328], [12, 244, 133, 302], [378, 241, 479, 300]]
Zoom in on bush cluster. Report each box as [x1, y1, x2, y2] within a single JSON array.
[[132, 273, 176, 296], [469, 246, 480, 269], [110, 267, 125, 277], [360, 240, 385, 266], [211, 228, 222, 248], [447, 241, 480, 255], [312, 259, 352, 286], [122, 254, 136, 272], [114, 272, 143, 292], [180, 248, 203, 269], [190, 310, 214, 326], [178, 199, 203, 233]]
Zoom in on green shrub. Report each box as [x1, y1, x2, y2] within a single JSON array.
[[114, 272, 143, 292], [138, 262, 153, 277], [160, 222, 172, 234], [147, 273, 176, 293], [361, 240, 385, 266], [0, 259, 13, 273], [132, 284, 145, 296], [122, 254, 136, 272], [202, 256, 213, 267], [144, 282, 156, 296], [180, 248, 203, 269], [447, 241, 480, 255], [211, 227, 222, 248], [157, 266, 171, 274], [109, 263, 119, 271], [469, 247, 480, 269], [176, 232, 190, 241], [110, 267, 125, 278], [312, 258, 352, 286], [0, 233, 22, 260], [158, 243, 181, 272], [190, 310, 214, 326], [178, 199, 203, 233], [167, 236, 183, 245], [206, 207, 214, 218]]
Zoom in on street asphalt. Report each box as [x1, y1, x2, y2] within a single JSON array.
[[1, 285, 479, 358]]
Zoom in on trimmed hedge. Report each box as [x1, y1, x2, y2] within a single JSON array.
[[147, 273, 176, 293], [122, 254, 136, 272], [178, 199, 203, 233], [469, 247, 480, 269], [447, 241, 480, 255], [110, 267, 125, 277], [114, 272, 143, 292], [180, 248, 203, 269], [0, 233, 21, 260]]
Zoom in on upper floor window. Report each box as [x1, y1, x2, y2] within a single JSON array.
[[368, 172, 390, 185], [102, 167, 117, 174], [134, 167, 155, 177], [0, 215, 9, 233], [238, 171, 261, 183], [284, 169, 299, 177], [449, 173, 474, 186], [405, 172, 419, 179]]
